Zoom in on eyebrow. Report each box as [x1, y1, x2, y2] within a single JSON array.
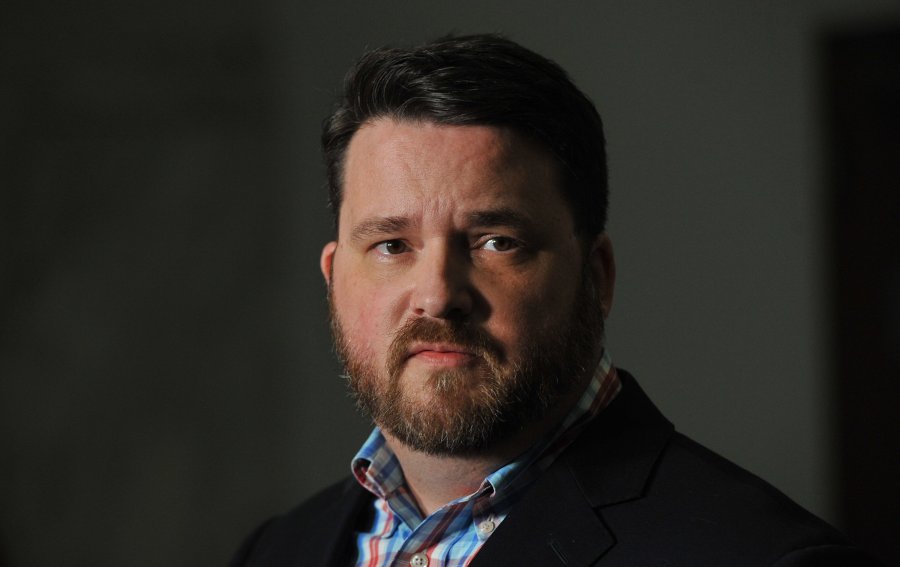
[[347, 207, 534, 243], [466, 207, 533, 231], [349, 216, 412, 243]]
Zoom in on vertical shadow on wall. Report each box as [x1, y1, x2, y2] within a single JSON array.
[[823, 24, 900, 565]]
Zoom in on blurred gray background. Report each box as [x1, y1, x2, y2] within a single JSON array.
[[2, 1, 898, 565]]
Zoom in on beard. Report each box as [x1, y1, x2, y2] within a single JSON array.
[[328, 266, 605, 456]]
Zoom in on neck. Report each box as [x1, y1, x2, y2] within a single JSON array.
[[381, 439, 499, 516], [381, 373, 589, 516]]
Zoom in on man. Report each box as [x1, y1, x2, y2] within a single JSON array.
[[232, 34, 878, 566]]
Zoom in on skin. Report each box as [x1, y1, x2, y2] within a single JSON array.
[[320, 118, 615, 515]]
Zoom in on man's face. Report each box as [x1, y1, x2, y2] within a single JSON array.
[[321, 119, 614, 455]]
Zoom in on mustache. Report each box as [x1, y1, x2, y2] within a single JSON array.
[[387, 318, 503, 376]]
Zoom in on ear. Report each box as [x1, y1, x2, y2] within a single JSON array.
[[588, 233, 616, 319], [320, 241, 338, 285]]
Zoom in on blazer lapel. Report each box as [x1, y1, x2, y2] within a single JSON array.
[[470, 371, 674, 566], [470, 460, 615, 566], [565, 370, 674, 509]]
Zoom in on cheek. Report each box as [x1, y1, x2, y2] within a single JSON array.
[[482, 268, 580, 342], [333, 276, 400, 357]]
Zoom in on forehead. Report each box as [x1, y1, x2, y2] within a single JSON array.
[[348, 118, 512, 170], [339, 119, 570, 231]]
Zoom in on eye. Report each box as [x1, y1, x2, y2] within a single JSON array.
[[373, 240, 409, 255], [480, 236, 521, 252]]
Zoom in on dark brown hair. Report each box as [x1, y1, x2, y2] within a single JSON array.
[[322, 33, 608, 235]]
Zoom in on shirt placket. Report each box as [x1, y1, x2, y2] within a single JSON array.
[[392, 498, 471, 567]]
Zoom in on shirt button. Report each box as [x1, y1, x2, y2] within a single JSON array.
[[410, 552, 428, 567], [478, 519, 496, 535]]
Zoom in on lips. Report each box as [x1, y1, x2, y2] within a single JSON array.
[[406, 343, 477, 366], [409, 343, 473, 356]]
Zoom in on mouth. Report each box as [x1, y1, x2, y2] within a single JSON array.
[[407, 343, 477, 367]]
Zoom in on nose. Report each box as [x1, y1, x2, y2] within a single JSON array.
[[410, 243, 473, 320]]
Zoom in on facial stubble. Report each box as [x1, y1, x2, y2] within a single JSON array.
[[328, 267, 604, 456]]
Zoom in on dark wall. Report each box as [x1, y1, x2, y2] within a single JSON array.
[[2, 3, 366, 565], [826, 27, 900, 565]]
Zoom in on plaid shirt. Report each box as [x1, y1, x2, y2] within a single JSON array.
[[350, 351, 621, 567]]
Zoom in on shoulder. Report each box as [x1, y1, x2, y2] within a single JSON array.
[[657, 434, 881, 564], [230, 476, 369, 567], [564, 370, 882, 565], [652, 432, 848, 546]]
